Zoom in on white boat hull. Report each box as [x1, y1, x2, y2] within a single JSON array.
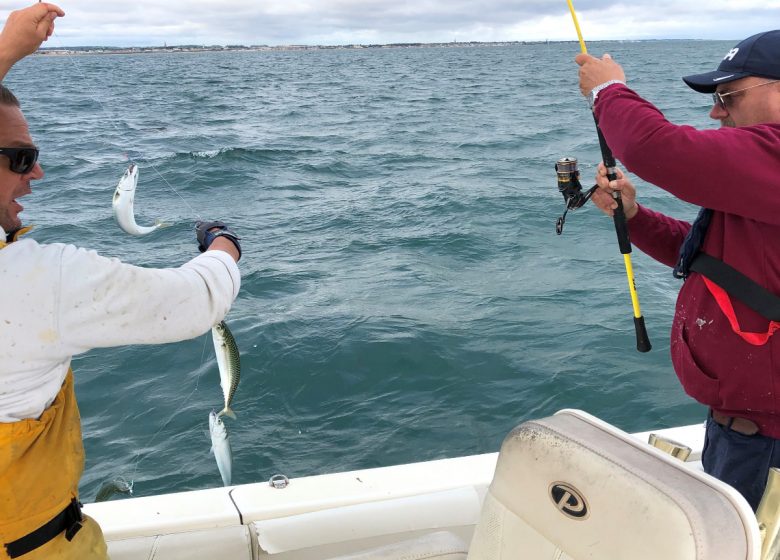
[[83, 413, 716, 559]]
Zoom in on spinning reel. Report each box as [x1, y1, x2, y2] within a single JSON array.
[[554, 157, 598, 235]]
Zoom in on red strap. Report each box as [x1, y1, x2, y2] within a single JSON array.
[[702, 277, 780, 345]]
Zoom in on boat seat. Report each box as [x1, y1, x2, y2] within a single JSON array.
[[105, 524, 252, 560], [257, 486, 480, 559], [467, 409, 761, 560], [323, 530, 467, 560]]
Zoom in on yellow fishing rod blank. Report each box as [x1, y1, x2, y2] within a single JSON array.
[[566, 0, 588, 54]]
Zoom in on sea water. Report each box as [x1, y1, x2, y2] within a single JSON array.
[[5, 39, 732, 499]]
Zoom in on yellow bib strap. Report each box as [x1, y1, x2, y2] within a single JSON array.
[[0, 371, 84, 546], [0, 226, 33, 249]]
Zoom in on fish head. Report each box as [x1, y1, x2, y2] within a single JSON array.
[[115, 163, 139, 193], [211, 322, 230, 347], [209, 410, 227, 439], [213, 321, 227, 337]]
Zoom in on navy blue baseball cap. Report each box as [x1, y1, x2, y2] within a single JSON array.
[[683, 30, 780, 93]]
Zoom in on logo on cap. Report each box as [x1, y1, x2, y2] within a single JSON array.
[[724, 48, 740, 61]]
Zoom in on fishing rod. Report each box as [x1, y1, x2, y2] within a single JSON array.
[[560, 0, 651, 353]]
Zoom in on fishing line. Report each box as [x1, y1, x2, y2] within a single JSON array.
[[35, 33, 231, 495], [127, 333, 213, 484], [48, 32, 202, 220], [43, 34, 219, 490]]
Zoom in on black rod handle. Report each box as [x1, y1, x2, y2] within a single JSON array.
[[634, 316, 652, 353], [593, 114, 632, 254], [612, 197, 632, 255], [594, 116, 617, 170]]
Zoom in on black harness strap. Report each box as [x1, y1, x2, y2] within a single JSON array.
[[3, 498, 83, 558], [690, 253, 780, 322], [674, 207, 780, 323]]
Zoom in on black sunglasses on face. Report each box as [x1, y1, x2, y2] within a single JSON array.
[[0, 147, 39, 174]]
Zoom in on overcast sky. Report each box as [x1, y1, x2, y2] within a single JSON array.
[[1, 1, 779, 47]]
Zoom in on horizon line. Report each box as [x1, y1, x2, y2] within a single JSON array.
[[38, 37, 722, 52]]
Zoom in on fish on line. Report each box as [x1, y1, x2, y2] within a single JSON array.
[[94, 476, 134, 503], [212, 320, 240, 420], [112, 163, 168, 236], [209, 410, 232, 487]]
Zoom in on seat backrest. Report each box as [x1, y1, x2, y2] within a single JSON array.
[[467, 409, 761, 560]]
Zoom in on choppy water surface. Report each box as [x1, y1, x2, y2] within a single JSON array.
[[5, 40, 730, 499]]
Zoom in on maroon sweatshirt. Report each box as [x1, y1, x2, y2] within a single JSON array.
[[595, 83, 780, 437]]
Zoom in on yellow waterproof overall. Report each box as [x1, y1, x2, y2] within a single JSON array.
[[0, 232, 109, 559]]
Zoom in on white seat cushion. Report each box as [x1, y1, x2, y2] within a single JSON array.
[[325, 531, 467, 560], [106, 525, 252, 560], [468, 409, 760, 560]]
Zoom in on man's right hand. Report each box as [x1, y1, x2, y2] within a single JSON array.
[[0, 3, 65, 79], [591, 163, 638, 220], [195, 220, 242, 262]]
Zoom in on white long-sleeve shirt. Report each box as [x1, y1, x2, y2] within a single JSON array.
[[0, 230, 241, 422]]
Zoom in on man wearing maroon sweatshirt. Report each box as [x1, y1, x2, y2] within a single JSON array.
[[575, 31, 780, 510]]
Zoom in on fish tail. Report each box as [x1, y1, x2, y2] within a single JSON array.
[[218, 407, 237, 420], [154, 219, 172, 229]]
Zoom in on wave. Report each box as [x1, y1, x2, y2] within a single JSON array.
[[134, 146, 321, 165]]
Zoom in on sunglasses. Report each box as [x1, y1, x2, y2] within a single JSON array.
[[711, 79, 780, 111], [0, 147, 39, 174]]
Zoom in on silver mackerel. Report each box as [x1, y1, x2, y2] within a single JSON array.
[[112, 163, 167, 236], [208, 411, 232, 487], [212, 321, 240, 419]]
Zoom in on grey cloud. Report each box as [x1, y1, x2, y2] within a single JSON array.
[[5, 0, 779, 46]]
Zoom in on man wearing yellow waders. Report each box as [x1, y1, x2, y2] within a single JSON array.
[[0, 5, 243, 558]]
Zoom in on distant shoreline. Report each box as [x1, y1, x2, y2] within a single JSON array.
[[36, 38, 690, 56]]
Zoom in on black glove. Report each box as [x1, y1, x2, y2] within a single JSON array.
[[195, 220, 242, 261]]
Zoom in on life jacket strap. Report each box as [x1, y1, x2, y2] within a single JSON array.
[[691, 253, 780, 322], [673, 208, 712, 279], [691, 253, 780, 346], [674, 209, 780, 345]]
